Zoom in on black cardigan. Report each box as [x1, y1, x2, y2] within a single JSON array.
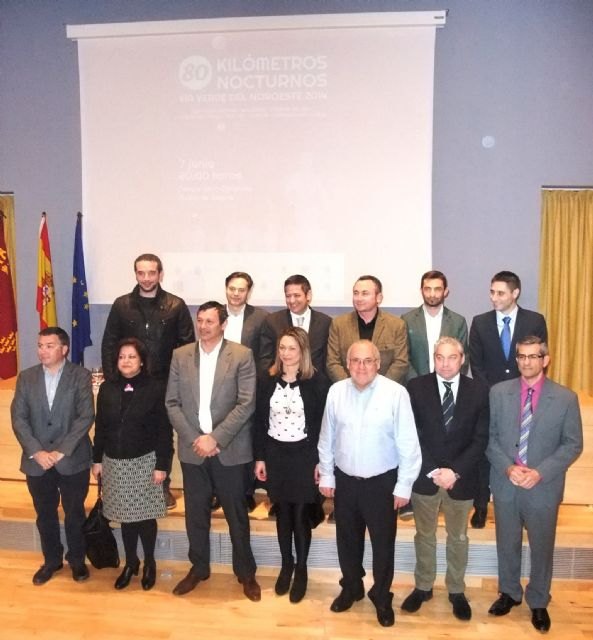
[[93, 373, 173, 471], [254, 371, 330, 462]]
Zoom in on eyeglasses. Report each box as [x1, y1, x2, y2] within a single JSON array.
[[348, 357, 378, 367], [516, 354, 544, 362]]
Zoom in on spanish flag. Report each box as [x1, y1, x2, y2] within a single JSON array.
[[36, 212, 57, 329], [0, 212, 18, 378]]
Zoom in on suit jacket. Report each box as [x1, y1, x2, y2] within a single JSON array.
[[407, 373, 489, 500], [326, 309, 409, 383], [259, 308, 331, 375], [11, 361, 95, 476], [402, 305, 469, 380], [487, 377, 582, 505], [165, 339, 256, 467], [469, 307, 547, 386], [239, 304, 268, 360]]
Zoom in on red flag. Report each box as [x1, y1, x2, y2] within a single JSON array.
[[36, 212, 57, 329], [0, 213, 18, 378]]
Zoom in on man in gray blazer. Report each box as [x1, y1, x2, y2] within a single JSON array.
[[487, 336, 582, 633], [166, 301, 260, 601], [11, 327, 95, 585], [402, 270, 468, 381]]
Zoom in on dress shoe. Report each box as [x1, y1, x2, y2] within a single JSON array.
[[141, 560, 156, 591], [330, 587, 365, 613], [211, 495, 221, 511], [401, 588, 433, 612], [289, 567, 307, 603], [374, 605, 395, 627], [246, 495, 257, 513], [71, 563, 90, 582], [449, 593, 472, 620], [470, 506, 487, 529], [488, 593, 522, 616], [173, 568, 209, 595], [114, 560, 140, 590], [398, 503, 414, 521], [32, 563, 63, 586], [239, 575, 261, 602], [531, 608, 551, 632], [165, 489, 177, 510], [275, 562, 294, 595]]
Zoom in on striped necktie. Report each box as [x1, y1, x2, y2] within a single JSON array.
[[518, 387, 534, 464], [442, 381, 455, 433], [501, 316, 511, 359]]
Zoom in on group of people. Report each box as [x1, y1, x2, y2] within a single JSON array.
[[10, 255, 583, 633]]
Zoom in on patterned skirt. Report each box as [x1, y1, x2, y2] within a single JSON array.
[[102, 451, 166, 523]]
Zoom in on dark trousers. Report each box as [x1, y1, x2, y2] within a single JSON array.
[[334, 467, 398, 608], [474, 456, 490, 509], [181, 459, 256, 580], [26, 467, 89, 567]]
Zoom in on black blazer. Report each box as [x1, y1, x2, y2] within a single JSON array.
[[469, 307, 548, 387], [259, 308, 331, 376], [254, 371, 330, 462], [407, 373, 489, 501], [239, 304, 268, 360]]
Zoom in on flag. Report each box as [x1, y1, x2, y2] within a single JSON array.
[[71, 212, 92, 365], [36, 212, 57, 329], [0, 213, 18, 378]]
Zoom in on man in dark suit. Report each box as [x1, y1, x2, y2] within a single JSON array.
[[11, 327, 95, 585], [259, 274, 331, 375], [487, 336, 582, 633], [401, 337, 489, 621], [165, 301, 261, 601], [402, 270, 468, 380], [468, 270, 548, 528], [327, 275, 408, 384]]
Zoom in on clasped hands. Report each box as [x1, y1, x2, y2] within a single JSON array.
[[33, 450, 64, 471], [507, 464, 541, 489], [430, 467, 458, 491], [193, 434, 220, 458]]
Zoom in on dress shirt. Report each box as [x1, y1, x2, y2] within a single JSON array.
[[43, 362, 66, 410], [423, 306, 443, 373], [496, 305, 519, 339], [318, 375, 421, 498], [520, 375, 545, 418], [290, 307, 311, 332], [436, 372, 461, 402], [198, 339, 223, 433], [224, 305, 245, 344]]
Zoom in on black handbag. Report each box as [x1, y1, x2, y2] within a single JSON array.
[[83, 478, 120, 569]]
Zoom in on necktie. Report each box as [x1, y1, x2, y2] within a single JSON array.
[[296, 316, 304, 327], [501, 316, 511, 359], [518, 387, 533, 464], [442, 381, 455, 433]]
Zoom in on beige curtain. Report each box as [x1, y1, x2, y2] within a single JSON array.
[[539, 189, 593, 394]]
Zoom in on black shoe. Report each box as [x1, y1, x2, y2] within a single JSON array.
[[398, 503, 414, 521], [289, 567, 307, 603], [211, 495, 221, 511], [449, 593, 472, 620], [401, 588, 433, 613], [165, 489, 177, 510], [275, 562, 294, 596], [141, 561, 156, 591], [488, 593, 522, 616], [470, 506, 487, 529], [71, 563, 90, 582], [173, 568, 210, 595], [375, 605, 395, 627], [531, 607, 551, 632], [246, 495, 257, 512], [330, 587, 365, 613], [32, 563, 63, 586], [114, 560, 140, 590]]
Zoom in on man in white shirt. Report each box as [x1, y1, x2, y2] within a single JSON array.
[[318, 340, 421, 627]]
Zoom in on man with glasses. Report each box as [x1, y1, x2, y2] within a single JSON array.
[[318, 340, 421, 627], [487, 336, 582, 633]]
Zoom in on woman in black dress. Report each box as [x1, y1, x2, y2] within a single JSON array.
[[254, 327, 329, 603], [92, 337, 172, 591]]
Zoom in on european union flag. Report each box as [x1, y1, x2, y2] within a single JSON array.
[[71, 212, 92, 365]]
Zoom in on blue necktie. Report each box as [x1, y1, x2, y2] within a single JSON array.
[[442, 381, 455, 433], [501, 316, 511, 359], [518, 388, 533, 464]]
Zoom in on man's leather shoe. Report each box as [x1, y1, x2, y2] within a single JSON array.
[[330, 587, 365, 613], [531, 608, 551, 632], [401, 588, 433, 612], [71, 563, 90, 582], [239, 575, 261, 602], [374, 605, 395, 627], [488, 593, 521, 616], [173, 568, 209, 595], [470, 506, 487, 529], [398, 503, 414, 521], [141, 561, 156, 591], [115, 560, 140, 590], [165, 489, 177, 510], [449, 593, 472, 620], [32, 563, 63, 585]]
